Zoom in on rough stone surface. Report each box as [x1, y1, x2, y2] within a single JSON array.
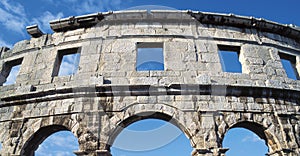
[[0, 10, 300, 156]]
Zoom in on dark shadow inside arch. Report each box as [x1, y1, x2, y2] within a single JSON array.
[[21, 125, 77, 156], [109, 112, 193, 155], [231, 121, 267, 141], [223, 121, 269, 155]]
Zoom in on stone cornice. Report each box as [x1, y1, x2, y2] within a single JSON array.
[[48, 10, 300, 41], [1, 84, 299, 107]]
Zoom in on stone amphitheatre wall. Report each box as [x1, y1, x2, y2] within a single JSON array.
[[0, 10, 300, 155]]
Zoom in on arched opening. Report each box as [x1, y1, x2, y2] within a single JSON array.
[[222, 122, 269, 155], [110, 113, 193, 155], [21, 125, 79, 156], [35, 131, 79, 155]]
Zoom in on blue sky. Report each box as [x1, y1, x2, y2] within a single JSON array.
[[1, 0, 300, 155], [1, 0, 300, 48]]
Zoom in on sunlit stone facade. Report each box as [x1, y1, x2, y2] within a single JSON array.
[[0, 10, 300, 155]]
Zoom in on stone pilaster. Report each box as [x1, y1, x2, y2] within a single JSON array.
[[267, 148, 295, 156], [96, 150, 112, 156], [74, 150, 112, 156], [74, 150, 88, 156], [191, 149, 213, 156], [191, 148, 229, 156]]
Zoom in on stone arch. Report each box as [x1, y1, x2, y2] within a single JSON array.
[[19, 114, 83, 155], [105, 103, 196, 150], [222, 121, 281, 154], [20, 124, 76, 155]]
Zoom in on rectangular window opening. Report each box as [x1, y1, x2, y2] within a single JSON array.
[[279, 52, 299, 80], [136, 42, 164, 71], [218, 45, 242, 73], [52, 48, 81, 77], [1, 58, 23, 86]]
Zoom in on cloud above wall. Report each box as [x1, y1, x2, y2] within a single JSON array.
[[0, 0, 125, 47], [0, 37, 12, 48], [70, 0, 122, 14], [0, 1, 27, 35], [31, 11, 64, 32], [42, 0, 123, 14], [0, 0, 63, 45]]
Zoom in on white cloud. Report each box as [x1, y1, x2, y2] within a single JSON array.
[[0, 0, 26, 17], [35, 144, 49, 156], [71, 0, 122, 14], [58, 53, 80, 76], [0, 7, 27, 35], [242, 134, 264, 143], [39, 0, 122, 14], [0, 1, 63, 37], [31, 11, 64, 33], [41, 0, 54, 3], [0, 0, 28, 36], [0, 0, 124, 38], [0, 37, 12, 48], [65, 0, 78, 2], [47, 133, 79, 149], [35, 131, 78, 156]]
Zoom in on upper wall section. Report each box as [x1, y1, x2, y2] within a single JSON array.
[[49, 10, 300, 41], [1, 10, 300, 99]]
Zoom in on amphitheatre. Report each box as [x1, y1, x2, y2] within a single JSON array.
[[0, 10, 300, 155]]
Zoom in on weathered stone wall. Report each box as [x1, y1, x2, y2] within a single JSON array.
[[0, 10, 300, 156]]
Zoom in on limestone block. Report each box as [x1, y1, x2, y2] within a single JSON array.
[[165, 61, 185, 71], [121, 29, 142, 36], [130, 77, 158, 85], [186, 62, 207, 71], [137, 96, 157, 104], [101, 53, 121, 62], [182, 71, 197, 83], [101, 71, 126, 77], [101, 62, 121, 71], [110, 40, 135, 53], [64, 35, 81, 42], [200, 53, 219, 63], [107, 78, 129, 85], [157, 95, 175, 103], [236, 79, 254, 86], [16, 85, 35, 93], [159, 77, 183, 86], [120, 62, 135, 71], [149, 71, 180, 77], [135, 22, 149, 28], [266, 79, 283, 88], [127, 71, 149, 77], [165, 41, 188, 52], [244, 57, 264, 65], [176, 101, 195, 110], [196, 75, 211, 84], [182, 52, 198, 62], [205, 63, 222, 73], [12, 40, 30, 53]]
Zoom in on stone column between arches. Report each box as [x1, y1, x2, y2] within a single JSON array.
[[74, 150, 112, 156], [190, 112, 228, 156]]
